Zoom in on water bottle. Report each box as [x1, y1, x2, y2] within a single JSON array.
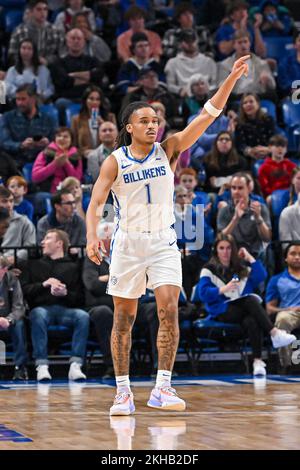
[[232, 274, 240, 297], [91, 107, 99, 130]]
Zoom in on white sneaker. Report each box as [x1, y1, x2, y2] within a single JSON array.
[[110, 390, 135, 416], [253, 359, 266, 377], [36, 365, 52, 382], [147, 386, 186, 411], [68, 362, 87, 381], [271, 330, 296, 349]]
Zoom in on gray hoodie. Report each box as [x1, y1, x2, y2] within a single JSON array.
[[1, 211, 36, 260]]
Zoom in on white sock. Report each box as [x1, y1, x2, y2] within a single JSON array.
[[156, 370, 172, 389], [116, 375, 131, 392]]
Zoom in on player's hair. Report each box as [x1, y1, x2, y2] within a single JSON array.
[[116, 101, 156, 148]]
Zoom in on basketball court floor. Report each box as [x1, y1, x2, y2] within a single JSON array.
[[1, 375, 300, 450]]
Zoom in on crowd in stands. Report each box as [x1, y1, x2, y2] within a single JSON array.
[[0, 0, 300, 380]]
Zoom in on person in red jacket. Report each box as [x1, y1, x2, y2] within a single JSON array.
[[258, 135, 296, 198]]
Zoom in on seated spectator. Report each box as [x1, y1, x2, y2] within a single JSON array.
[[178, 168, 210, 208], [0, 84, 56, 168], [215, 0, 266, 60], [203, 131, 247, 193], [165, 29, 217, 97], [163, 130, 191, 185], [117, 6, 162, 62], [116, 33, 164, 97], [5, 39, 54, 103], [235, 93, 276, 163], [54, 0, 96, 33], [152, 102, 170, 142], [185, 74, 210, 117], [37, 189, 86, 246], [6, 176, 34, 222], [92, 0, 122, 45], [279, 192, 300, 243], [218, 30, 276, 99], [278, 31, 300, 98], [0, 150, 21, 184], [258, 135, 296, 198], [266, 242, 300, 371], [259, 0, 294, 37], [49, 28, 104, 121], [217, 172, 272, 258], [217, 171, 266, 210], [68, 12, 111, 65], [60, 176, 87, 220], [287, 167, 300, 206], [20, 229, 89, 381], [162, 2, 213, 59], [71, 86, 116, 158], [87, 121, 118, 183], [0, 187, 36, 263], [0, 207, 28, 380], [196, 233, 296, 376], [32, 127, 83, 194], [8, 0, 64, 66]]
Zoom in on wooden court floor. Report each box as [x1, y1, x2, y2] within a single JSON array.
[[1, 377, 300, 450]]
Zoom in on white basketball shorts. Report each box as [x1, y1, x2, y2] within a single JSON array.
[[107, 227, 182, 299]]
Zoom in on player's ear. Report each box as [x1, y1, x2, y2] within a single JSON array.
[[126, 123, 133, 134]]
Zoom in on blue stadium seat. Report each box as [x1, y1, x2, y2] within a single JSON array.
[[253, 159, 265, 177], [40, 104, 59, 128], [65, 103, 81, 128], [264, 36, 294, 61], [271, 189, 290, 218], [0, 0, 25, 6], [260, 100, 277, 121], [22, 162, 33, 183], [282, 99, 300, 150], [4, 9, 23, 32]]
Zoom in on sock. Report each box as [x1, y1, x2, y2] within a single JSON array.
[[156, 370, 171, 389], [116, 375, 131, 392]]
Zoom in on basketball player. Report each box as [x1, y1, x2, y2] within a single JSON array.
[[86, 55, 250, 416]]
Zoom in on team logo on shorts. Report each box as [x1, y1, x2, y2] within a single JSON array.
[[110, 276, 118, 285]]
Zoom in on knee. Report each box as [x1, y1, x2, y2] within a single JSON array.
[[74, 309, 90, 324], [90, 306, 113, 323], [30, 308, 48, 323], [113, 310, 136, 333], [275, 311, 292, 329], [158, 300, 178, 322]]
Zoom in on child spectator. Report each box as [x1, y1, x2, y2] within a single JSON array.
[[6, 176, 34, 222]]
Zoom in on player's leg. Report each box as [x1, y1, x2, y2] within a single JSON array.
[[147, 285, 186, 411], [110, 296, 138, 416]]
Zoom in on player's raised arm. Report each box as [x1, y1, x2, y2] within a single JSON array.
[[162, 55, 250, 162], [86, 154, 118, 265]]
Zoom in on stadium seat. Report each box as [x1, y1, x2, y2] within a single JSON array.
[[271, 189, 290, 218], [260, 100, 277, 121], [22, 163, 33, 183], [40, 104, 59, 128], [3, 9, 23, 32], [0, 0, 25, 6], [264, 36, 294, 61], [253, 159, 265, 177], [65, 103, 81, 128], [282, 100, 300, 151]]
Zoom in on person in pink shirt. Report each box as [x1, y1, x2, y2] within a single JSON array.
[[117, 6, 162, 62], [32, 127, 83, 193]]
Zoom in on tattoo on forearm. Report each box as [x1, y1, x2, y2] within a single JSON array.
[[157, 307, 179, 371], [111, 311, 136, 376]]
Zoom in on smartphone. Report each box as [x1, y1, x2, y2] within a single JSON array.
[[32, 135, 43, 142]]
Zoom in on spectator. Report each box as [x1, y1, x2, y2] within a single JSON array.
[[217, 171, 266, 210], [203, 131, 247, 193], [8, 0, 64, 66], [87, 121, 118, 183], [279, 193, 300, 243], [116, 33, 164, 96], [49, 28, 104, 120], [117, 6, 162, 62], [235, 93, 275, 163], [0, 84, 56, 168], [266, 242, 300, 371], [217, 172, 272, 258], [259, 0, 293, 37], [0, 207, 28, 381], [32, 127, 83, 194], [0, 186, 36, 263], [185, 74, 210, 117], [20, 229, 89, 381], [199, 0, 228, 33], [215, 0, 266, 60], [196, 233, 296, 376], [68, 12, 111, 65], [164, 29, 217, 97], [71, 85, 116, 158], [5, 39, 54, 103], [258, 135, 296, 198], [92, 0, 122, 45], [287, 167, 300, 206], [162, 2, 213, 59], [121, 67, 174, 120], [278, 31, 300, 98], [152, 102, 170, 142], [37, 189, 86, 246], [0, 150, 21, 184], [60, 176, 87, 220], [6, 176, 34, 222], [218, 30, 276, 98], [55, 0, 96, 33]]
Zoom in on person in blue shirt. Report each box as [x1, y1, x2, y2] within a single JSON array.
[[277, 31, 300, 97], [266, 242, 300, 369], [196, 233, 296, 376], [6, 176, 34, 222], [257, 0, 293, 37]]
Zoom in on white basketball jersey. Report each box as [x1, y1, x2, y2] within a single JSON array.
[[111, 143, 175, 232]]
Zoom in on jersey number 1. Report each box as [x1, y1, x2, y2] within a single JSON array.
[[145, 183, 152, 204]]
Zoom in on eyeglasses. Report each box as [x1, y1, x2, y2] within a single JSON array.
[[218, 137, 231, 143], [60, 201, 76, 206]]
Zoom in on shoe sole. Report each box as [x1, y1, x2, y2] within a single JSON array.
[[147, 401, 186, 411], [110, 407, 135, 416]]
